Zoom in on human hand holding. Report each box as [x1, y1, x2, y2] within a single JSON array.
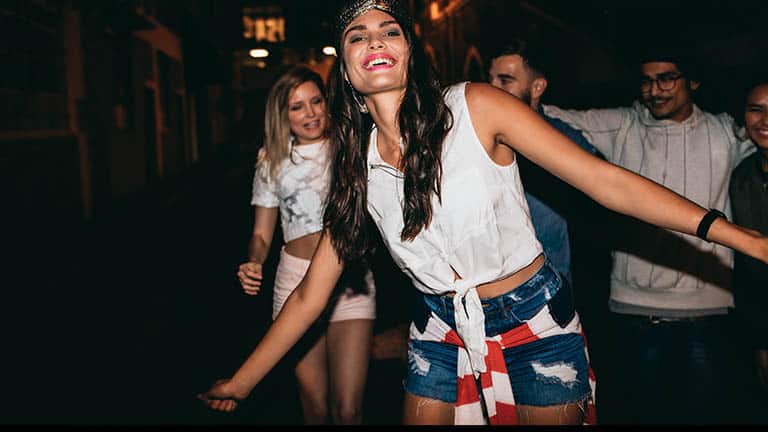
[[237, 262, 263, 295], [197, 378, 248, 413]]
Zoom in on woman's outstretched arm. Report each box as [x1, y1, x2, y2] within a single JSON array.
[[466, 82, 768, 264], [199, 230, 345, 412]]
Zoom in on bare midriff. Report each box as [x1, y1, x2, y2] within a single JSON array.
[[283, 231, 323, 260], [452, 253, 545, 299]]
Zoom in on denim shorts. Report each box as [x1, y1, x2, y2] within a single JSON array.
[[405, 259, 593, 406]]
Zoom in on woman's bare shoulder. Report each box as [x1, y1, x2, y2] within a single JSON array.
[[464, 81, 499, 101], [464, 82, 526, 114]]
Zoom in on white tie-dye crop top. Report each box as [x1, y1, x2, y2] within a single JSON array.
[[251, 140, 330, 242]]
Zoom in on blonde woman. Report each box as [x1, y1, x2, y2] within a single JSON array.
[[235, 65, 375, 424]]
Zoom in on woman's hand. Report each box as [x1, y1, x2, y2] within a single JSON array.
[[197, 378, 247, 413], [712, 221, 768, 265], [745, 228, 768, 265], [206, 232, 345, 414], [750, 231, 768, 265], [237, 262, 263, 295]]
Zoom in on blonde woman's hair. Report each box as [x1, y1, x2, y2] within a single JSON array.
[[260, 65, 327, 180]]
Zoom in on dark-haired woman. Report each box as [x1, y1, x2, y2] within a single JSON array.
[[200, 1, 768, 425]]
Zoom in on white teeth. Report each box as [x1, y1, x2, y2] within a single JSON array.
[[365, 57, 394, 68]]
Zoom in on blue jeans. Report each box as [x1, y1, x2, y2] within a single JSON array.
[[608, 313, 742, 424], [405, 259, 592, 406]]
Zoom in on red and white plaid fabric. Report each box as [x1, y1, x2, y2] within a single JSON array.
[[411, 303, 597, 425]]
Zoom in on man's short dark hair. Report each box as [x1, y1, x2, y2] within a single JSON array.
[[634, 43, 702, 83], [488, 36, 550, 78]]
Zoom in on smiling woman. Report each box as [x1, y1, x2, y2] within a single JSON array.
[[200, 65, 376, 425], [744, 84, 768, 151], [198, 0, 768, 425], [730, 80, 768, 401]]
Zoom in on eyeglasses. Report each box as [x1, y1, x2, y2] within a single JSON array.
[[640, 73, 685, 92]]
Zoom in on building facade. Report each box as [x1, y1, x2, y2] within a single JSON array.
[[1, 0, 234, 221]]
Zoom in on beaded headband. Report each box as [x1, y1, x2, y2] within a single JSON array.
[[334, 0, 412, 48]]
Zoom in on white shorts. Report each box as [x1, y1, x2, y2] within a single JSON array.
[[272, 247, 376, 322]]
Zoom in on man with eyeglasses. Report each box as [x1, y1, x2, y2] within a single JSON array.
[[543, 50, 754, 423]]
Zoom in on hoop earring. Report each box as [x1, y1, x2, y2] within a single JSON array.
[[351, 87, 369, 114], [343, 67, 368, 113], [346, 81, 369, 113]]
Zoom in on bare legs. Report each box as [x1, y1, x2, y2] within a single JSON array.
[[293, 318, 374, 424], [516, 403, 586, 425], [402, 393, 455, 425], [327, 319, 374, 424], [402, 393, 586, 425], [294, 335, 329, 424]]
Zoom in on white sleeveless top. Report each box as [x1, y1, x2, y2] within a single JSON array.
[[251, 140, 330, 243], [366, 82, 542, 374]]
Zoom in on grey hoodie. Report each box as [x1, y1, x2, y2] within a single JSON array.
[[543, 101, 753, 313]]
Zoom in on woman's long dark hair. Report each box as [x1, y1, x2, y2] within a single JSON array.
[[323, 17, 453, 262]]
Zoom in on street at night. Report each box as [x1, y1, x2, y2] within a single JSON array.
[[3, 0, 768, 425]]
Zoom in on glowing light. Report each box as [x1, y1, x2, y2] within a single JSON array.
[[243, 16, 286, 42], [248, 48, 270, 58], [322, 46, 337, 56], [429, 1, 442, 20]]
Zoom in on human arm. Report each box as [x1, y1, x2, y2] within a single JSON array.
[[199, 230, 345, 411], [541, 103, 629, 159], [237, 206, 278, 295], [468, 83, 768, 264]]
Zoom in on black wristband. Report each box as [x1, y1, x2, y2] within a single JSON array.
[[696, 208, 726, 241]]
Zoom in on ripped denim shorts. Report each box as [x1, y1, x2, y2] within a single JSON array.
[[404, 258, 593, 406]]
